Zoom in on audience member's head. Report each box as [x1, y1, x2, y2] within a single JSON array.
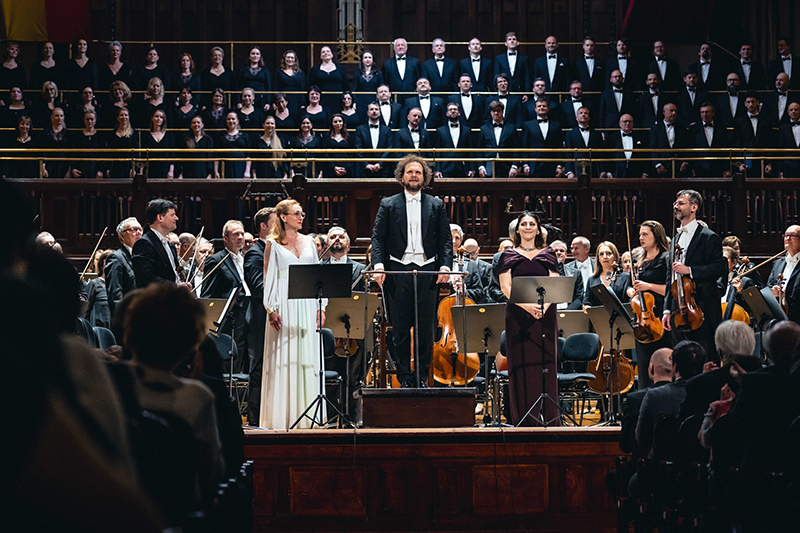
[[715, 320, 756, 365], [649, 347, 674, 382], [763, 320, 800, 367], [671, 340, 706, 380]]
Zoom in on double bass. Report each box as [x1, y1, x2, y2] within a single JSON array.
[[430, 248, 481, 386]]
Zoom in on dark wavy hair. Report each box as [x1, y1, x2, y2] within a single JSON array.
[[512, 211, 546, 248]]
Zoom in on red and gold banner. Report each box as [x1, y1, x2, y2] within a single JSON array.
[[1, 0, 89, 42]]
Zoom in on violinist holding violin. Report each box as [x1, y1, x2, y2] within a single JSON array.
[[767, 225, 800, 324], [662, 190, 728, 361], [625, 221, 670, 389]]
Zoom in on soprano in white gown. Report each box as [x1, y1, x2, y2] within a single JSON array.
[[260, 234, 325, 429]]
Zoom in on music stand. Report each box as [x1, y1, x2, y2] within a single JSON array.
[[450, 303, 506, 426], [556, 309, 592, 338], [325, 293, 381, 416], [210, 287, 243, 397], [742, 286, 788, 330], [587, 284, 637, 425], [509, 276, 574, 427], [288, 264, 353, 429], [198, 298, 228, 333]]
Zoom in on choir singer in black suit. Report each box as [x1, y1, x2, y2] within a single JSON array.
[[132, 198, 188, 288], [461, 38, 493, 93], [662, 190, 728, 360], [521, 98, 564, 178], [433, 103, 475, 178], [371, 155, 452, 388], [477, 100, 520, 178]]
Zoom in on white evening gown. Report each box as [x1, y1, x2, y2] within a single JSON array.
[[259, 235, 325, 429]]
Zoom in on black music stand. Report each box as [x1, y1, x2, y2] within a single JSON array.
[[450, 303, 506, 426], [509, 276, 574, 427], [210, 286, 243, 397], [326, 292, 381, 417], [742, 286, 788, 330], [288, 264, 353, 429], [587, 284, 636, 425], [556, 309, 592, 338]]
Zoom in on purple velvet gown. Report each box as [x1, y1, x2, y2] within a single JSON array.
[[498, 246, 561, 427]]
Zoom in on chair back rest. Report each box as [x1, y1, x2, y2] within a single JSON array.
[[94, 326, 117, 350], [321, 328, 335, 359], [653, 414, 681, 461], [500, 330, 506, 356], [208, 332, 237, 362], [561, 333, 601, 363], [678, 413, 710, 464]]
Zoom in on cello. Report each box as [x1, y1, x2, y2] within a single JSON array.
[[721, 257, 751, 324], [430, 247, 481, 386], [626, 219, 664, 343], [670, 244, 704, 331]]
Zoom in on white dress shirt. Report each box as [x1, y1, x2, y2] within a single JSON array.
[[329, 255, 348, 264], [573, 258, 593, 288], [783, 55, 793, 80], [546, 54, 557, 82], [585, 56, 595, 77], [650, 91, 659, 115], [617, 56, 628, 78], [614, 89, 623, 111], [778, 93, 789, 122], [792, 122, 800, 147], [460, 93, 473, 119], [418, 94, 431, 118], [579, 127, 590, 146], [396, 190, 433, 266], [538, 119, 549, 139], [700, 61, 711, 83], [687, 87, 696, 106], [655, 57, 667, 80], [396, 55, 406, 80], [664, 122, 675, 147], [435, 56, 445, 76], [368, 120, 380, 148], [621, 131, 633, 159], [781, 253, 799, 288], [749, 114, 759, 136], [448, 122, 460, 146], [703, 122, 714, 146], [507, 52, 517, 77], [380, 102, 391, 125], [676, 219, 699, 256], [409, 127, 420, 149], [740, 60, 751, 84], [229, 250, 251, 296], [729, 95, 739, 117], [471, 55, 481, 81]]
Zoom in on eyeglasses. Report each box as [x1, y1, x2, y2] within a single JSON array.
[[289, 212, 306, 218], [784, 234, 799, 239], [123, 227, 143, 233]]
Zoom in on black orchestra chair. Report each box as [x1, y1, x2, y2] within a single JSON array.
[[209, 332, 249, 417], [320, 328, 343, 422], [93, 326, 117, 350], [557, 332, 600, 426]]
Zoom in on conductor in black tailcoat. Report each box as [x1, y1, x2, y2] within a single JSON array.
[[662, 190, 728, 360], [132, 198, 186, 288], [371, 155, 453, 388]]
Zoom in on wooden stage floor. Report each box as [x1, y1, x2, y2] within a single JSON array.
[[244, 426, 623, 532]]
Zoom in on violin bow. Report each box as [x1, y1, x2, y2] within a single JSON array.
[[200, 250, 232, 285], [80, 226, 108, 281], [181, 225, 205, 264]]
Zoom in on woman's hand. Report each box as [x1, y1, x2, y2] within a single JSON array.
[[317, 310, 326, 328], [519, 303, 544, 320], [268, 310, 282, 332]]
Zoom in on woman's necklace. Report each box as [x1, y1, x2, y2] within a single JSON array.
[[519, 244, 536, 252]]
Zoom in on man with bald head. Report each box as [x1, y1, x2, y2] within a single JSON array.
[[621, 347, 673, 454], [462, 237, 491, 302], [762, 72, 797, 126], [599, 69, 636, 128], [650, 102, 690, 176], [767, 225, 800, 323], [607, 113, 649, 178], [533, 35, 570, 93]]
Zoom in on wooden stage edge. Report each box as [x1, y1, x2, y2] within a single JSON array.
[[245, 426, 623, 533]]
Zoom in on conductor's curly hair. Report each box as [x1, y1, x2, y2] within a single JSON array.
[[394, 154, 433, 187]]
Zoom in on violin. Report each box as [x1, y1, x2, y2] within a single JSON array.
[[671, 243, 704, 331], [430, 247, 481, 386], [721, 258, 751, 324], [777, 273, 790, 317], [630, 263, 665, 343]]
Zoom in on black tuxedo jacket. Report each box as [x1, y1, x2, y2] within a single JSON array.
[[735, 114, 777, 158], [714, 93, 747, 129], [649, 119, 689, 173], [647, 57, 683, 92], [476, 123, 519, 177], [460, 57, 493, 93], [393, 126, 432, 156], [433, 123, 475, 177], [446, 93, 485, 129], [131, 229, 180, 288], [731, 59, 768, 91], [676, 87, 709, 126], [664, 224, 727, 331], [687, 122, 732, 176], [767, 256, 800, 322], [401, 95, 445, 130], [377, 101, 402, 128], [494, 53, 530, 93], [607, 130, 650, 178], [421, 58, 458, 94], [768, 56, 800, 90], [532, 54, 570, 93], [483, 94, 523, 130], [244, 240, 265, 301], [573, 56, 607, 94], [598, 88, 637, 128], [521, 118, 564, 177], [559, 98, 594, 128], [322, 257, 366, 293], [761, 91, 798, 126], [382, 56, 421, 97], [104, 247, 136, 315], [354, 123, 394, 176], [201, 249, 243, 299], [371, 192, 452, 272], [564, 126, 605, 176], [637, 92, 673, 127], [777, 122, 800, 177], [606, 56, 642, 91], [687, 60, 727, 92]]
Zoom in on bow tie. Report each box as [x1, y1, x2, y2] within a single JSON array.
[[665, 123, 674, 128], [548, 54, 556, 59], [704, 123, 713, 128], [450, 123, 459, 128], [579, 127, 590, 132], [407, 195, 420, 203], [370, 124, 379, 129], [498, 94, 507, 98], [572, 97, 581, 102], [783, 56, 792, 61], [585, 55, 594, 60], [538, 118, 548, 123], [701, 61, 710, 66], [749, 114, 759, 119], [618, 56, 627, 60], [656, 57, 665, 62], [410, 128, 419, 133], [419, 95, 429, 99], [493, 123, 503, 128], [508, 51, 517, 56], [435, 57, 444, 62], [613, 88, 623, 93], [622, 132, 632, 137], [742, 60, 751, 65], [677, 226, 689, 234], [380, 101, 391, 106], [779, 92, 789, 97], [792, 122, 800, 127], [461, 93, 471, 97], [472, 58, 481, 62], [687, 87, 696, 92], [396, 56, 406, 61]]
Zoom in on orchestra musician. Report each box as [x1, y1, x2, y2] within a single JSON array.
[[662, 190, 728, 360], [582, 241, 631, 309], [625, 221, 670, 389], [767, 225, 800, 324], [131, 199, 191, 289], [371, 154, 452, 388]]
